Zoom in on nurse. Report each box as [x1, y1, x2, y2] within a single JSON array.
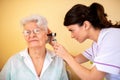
[[53, 2, 120, 80]]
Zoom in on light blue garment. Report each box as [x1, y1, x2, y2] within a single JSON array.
[[0, 49, 68, 80]]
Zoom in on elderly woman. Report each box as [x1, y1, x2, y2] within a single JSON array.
[[0, 15, 68, 80]]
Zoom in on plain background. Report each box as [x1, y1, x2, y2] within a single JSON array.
[[0, 0, 120, 75]]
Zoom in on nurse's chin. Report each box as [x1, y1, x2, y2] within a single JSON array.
[[76, 39, 86, 43]]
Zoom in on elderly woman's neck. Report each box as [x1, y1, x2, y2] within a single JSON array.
[[28, 47, 46, 59]]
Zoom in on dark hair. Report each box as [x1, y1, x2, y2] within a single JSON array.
[[64, 2, 120, 29]]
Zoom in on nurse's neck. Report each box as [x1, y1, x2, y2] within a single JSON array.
[[89, 28, 101, 43]]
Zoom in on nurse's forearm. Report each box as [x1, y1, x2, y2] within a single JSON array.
[[65, 54, 104, 80], [74, 54, 89, 64]]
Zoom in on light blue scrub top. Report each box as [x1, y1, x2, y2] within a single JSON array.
[[0, 49, 68, 80]]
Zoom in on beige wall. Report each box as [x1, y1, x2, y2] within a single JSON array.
[[0, 0, 120, 72]]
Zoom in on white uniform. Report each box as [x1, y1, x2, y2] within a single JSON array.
[[83, 28, 120, 80]]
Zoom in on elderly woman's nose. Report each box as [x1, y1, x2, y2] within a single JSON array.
[[30, 31, 36, 37]]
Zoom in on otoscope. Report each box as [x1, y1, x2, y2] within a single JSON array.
[[47, 33, 57, 43], [47, 33, 57, 57]]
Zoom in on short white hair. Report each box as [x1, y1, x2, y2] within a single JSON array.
[[21, 15, 48, 32]]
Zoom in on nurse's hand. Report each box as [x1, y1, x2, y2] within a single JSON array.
[[53, 42, 71, 60]]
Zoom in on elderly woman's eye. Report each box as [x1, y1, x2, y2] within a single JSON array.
[[34, 29, 40, 33], [23, 30, 30, 36]]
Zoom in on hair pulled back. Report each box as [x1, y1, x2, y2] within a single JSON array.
[[64, 2, 120, 29]]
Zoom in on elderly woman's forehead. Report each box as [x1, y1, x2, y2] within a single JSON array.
[[23, 22, 46, 31], [24, 21, 43, 27], [23, 20, 38, 26]]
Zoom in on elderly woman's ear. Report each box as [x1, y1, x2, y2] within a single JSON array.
[[47, 28, 52, 34], [46, 28, 52, 43]]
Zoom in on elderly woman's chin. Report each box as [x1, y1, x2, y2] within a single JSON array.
[[28, 42, 42, 48]]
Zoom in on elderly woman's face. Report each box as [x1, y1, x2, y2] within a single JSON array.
[[23, 21, 48, 48]]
